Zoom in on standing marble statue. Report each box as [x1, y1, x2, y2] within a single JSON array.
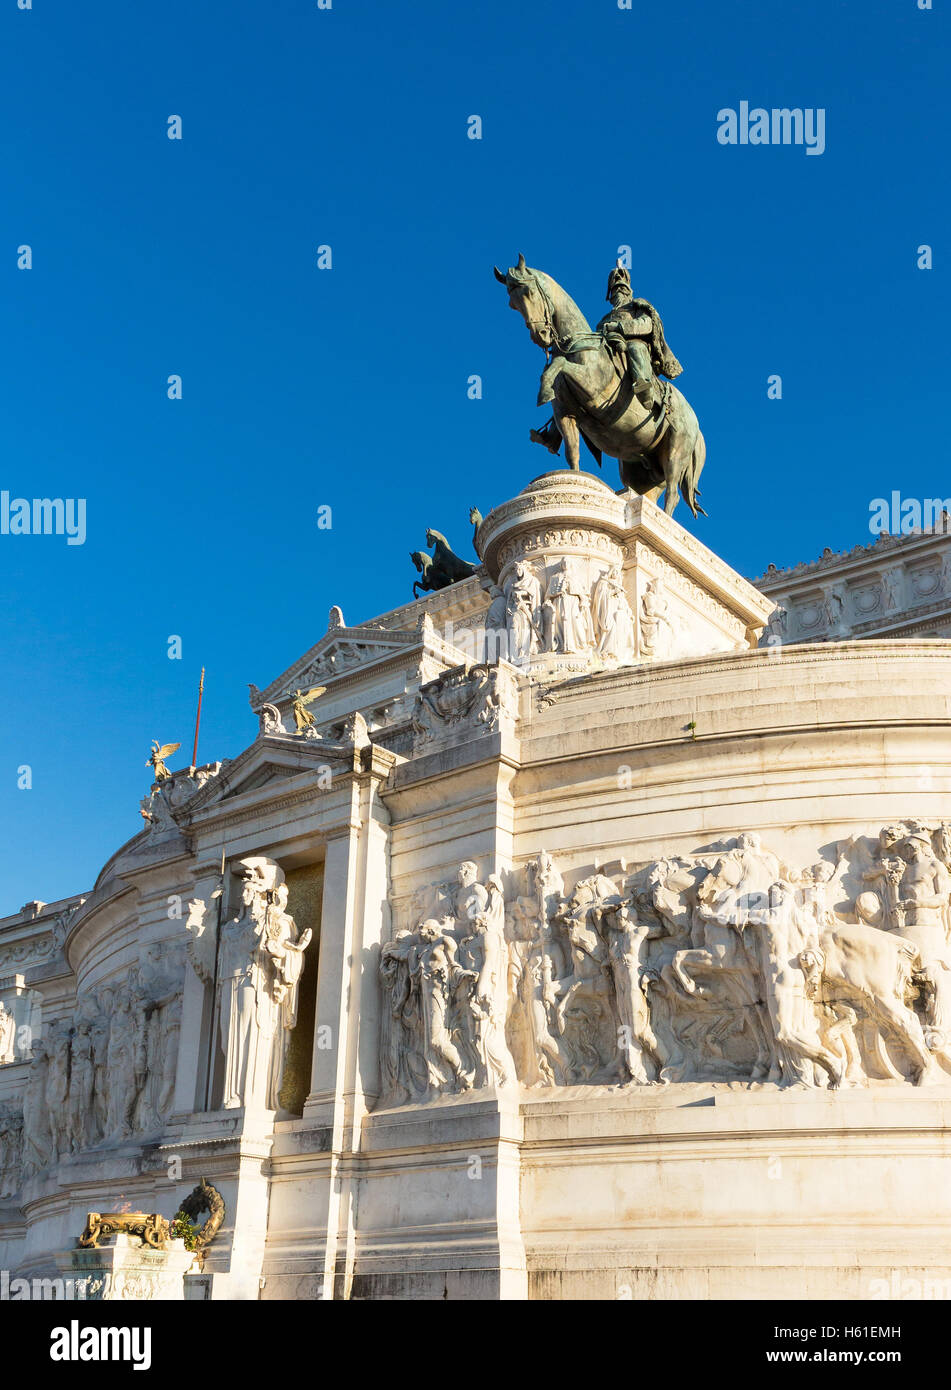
[[105, 983, 140, 1141], [892, 827, 951, 1049], [67, 1022, 94, 1153], [640, 580, 675, 658], [262, 877, 311, 1108], [416, 921, 476, 1092], [21, 1039, 50, 1177], [481, 577, 509, 660], [591, 566, 637, 665], [131, 944, 185, 1132], [605, 897, 664, 1084], [187, 857, 311, 1111], [0, 1001, 15, 1064], [505, 561, 542, 662], [45, 1020, 72, 1162], [752, 883, 843, 1088], [550, 876, 625, 1081], [0, 1104, 22, 1197], [542, 558, 593, 655], [506, 852, 569, 1086], [469, 876, 514, 1088], [89, 989, 113, 1145]]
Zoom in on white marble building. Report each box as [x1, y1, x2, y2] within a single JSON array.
[[2, 471, 951, 1300]]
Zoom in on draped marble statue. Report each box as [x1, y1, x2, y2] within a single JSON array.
[[591, 565, 637, 665], [542, 558, 594, 655], [67, 1020, 94, 1153], [379, 820, 951, 1105], [0, 1001, 16, 1064], [504, 561, 542, 662], [640, 580, 676, 658], [186, 857, 311, 1111], [0, 1103, 22, 1198], [21, 1039, 50, 1177]]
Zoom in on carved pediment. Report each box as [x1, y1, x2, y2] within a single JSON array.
[[181, 738, 358, 816], [254, 625, 427, 709], [294, 633, 414, 687], [220, 762, 302, 797], [253, 615, 472, 716]]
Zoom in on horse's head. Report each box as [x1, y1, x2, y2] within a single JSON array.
[[410, 551, 428, 573], [493, 253, 555, 351], [426, 528, 448, 550]]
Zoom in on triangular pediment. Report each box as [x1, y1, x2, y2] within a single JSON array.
[[253, 614, 473, 713], [303, 628, 422, 677], [181, 736, 358, 817], [221, 761, 302, 797], [256, 625, 427, 707]]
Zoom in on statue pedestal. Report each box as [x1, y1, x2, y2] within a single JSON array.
[[56, 1233, 196, 1301], [477, 470, 774, 674]]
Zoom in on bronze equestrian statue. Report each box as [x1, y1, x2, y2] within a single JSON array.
[[494, 255, 705, 518]]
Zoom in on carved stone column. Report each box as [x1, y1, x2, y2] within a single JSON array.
[[299, 743, 395, 1299]]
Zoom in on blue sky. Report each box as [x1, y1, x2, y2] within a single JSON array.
[[1, 0, 947, 912]]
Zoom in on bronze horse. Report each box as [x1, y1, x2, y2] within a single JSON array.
[[495, 256, 705, 517]]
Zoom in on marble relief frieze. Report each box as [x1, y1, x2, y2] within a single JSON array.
[[378, 821, 951, 1106]]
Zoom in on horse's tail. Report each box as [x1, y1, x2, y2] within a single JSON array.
[[680, 431, 707, 518]]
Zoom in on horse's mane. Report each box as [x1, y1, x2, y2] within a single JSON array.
[[529, 268, 592, 336]]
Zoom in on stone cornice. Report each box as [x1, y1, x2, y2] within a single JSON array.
[[183, 783, 362, 840], [535, 637, 951, 705], [751, 525, 950, 588], [0, 892, 90, 937], [255, 604, 489, 712], [181, 734, 360, 818]]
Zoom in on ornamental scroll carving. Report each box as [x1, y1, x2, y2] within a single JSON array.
[[378, 821, 951, 1105], [496, 527, 623, 573], [412, 663, 518, 752], [78, 1211, 171, 1250]]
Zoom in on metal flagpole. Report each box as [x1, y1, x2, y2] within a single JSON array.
[[191, 667, 205, 769]]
